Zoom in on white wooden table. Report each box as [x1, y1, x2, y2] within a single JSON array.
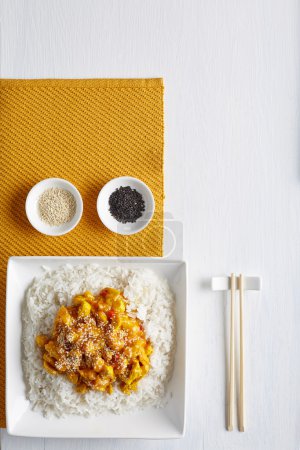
[[1, 1, 300, 449]]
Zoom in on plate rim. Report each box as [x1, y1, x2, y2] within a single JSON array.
[[5, 256, 187, 439]]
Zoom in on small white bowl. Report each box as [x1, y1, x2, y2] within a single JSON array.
[[97, 176, 155, 235], [25, 178, 83, 236]]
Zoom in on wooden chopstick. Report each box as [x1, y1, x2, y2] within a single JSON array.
[[239, 274, 245, 432], [228, 273, 235, 431]]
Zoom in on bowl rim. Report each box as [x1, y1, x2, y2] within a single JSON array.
[[97, 176, 156, 236], [25, 177, 83, 236]]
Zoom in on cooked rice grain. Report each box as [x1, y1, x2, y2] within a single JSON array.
[[22, 264, 175, 417]]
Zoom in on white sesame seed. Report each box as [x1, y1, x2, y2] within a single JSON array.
[[38, 187, 76, 226]]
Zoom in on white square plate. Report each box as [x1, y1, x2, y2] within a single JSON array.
[[6, 257, 187, 438]]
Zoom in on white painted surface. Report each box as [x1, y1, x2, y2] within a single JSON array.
[[1, 0, 300, 449]]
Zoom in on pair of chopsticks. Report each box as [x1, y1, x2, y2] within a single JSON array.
[[211, 273, 261, 431], [228, 273, 244, 432]]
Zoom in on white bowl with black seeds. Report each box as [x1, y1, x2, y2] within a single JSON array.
[[97, 176, 155, 235], [25, 178, 83, 236]]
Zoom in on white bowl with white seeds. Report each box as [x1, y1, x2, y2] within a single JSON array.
[[25, 178, 83, 236]]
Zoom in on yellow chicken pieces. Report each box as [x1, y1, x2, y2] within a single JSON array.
[[36, 288, 152, 395], [78, 301, 91, 317]]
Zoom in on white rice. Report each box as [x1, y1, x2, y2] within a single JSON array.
[[22, 264, 175, 417]]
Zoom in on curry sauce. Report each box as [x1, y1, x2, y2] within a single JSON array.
[[36, 288, 153, 395]]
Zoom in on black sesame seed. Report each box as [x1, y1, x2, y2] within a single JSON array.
[[108, 186, 146, 223]]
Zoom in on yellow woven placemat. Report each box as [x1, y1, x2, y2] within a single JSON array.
[[0, 78, 164, 427]]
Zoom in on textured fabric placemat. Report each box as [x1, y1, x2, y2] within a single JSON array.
[[0, 78, 164, 427]]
